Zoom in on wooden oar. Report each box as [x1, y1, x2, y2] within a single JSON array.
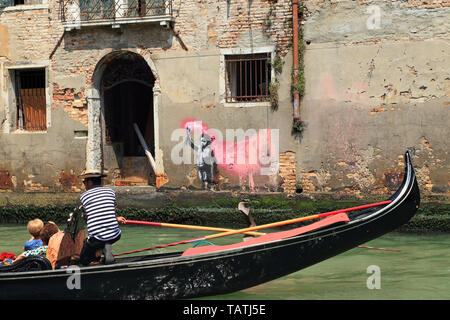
[[114, 200, 391, 256], [202, 200, 392, 241], [238, 201, 398, 252], [125, 220, 265, 236]]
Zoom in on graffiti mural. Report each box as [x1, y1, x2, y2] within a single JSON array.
[[172, 119, 281, 192], [185, 126, 218, 190]]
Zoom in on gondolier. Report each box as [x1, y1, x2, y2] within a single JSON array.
[[78, 170, 126, 265]]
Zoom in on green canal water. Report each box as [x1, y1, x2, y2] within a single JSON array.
[[0, 223, 448, 300]]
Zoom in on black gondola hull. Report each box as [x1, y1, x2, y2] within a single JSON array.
[[0, 152, 420, 300]]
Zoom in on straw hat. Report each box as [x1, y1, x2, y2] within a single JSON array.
[[78, 169, 107, 180]]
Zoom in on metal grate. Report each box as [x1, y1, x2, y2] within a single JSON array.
[[225, 53, 271, 103], [0, 1, 43, 7], [16, 69, 47, 131], [60, 0, 172, 23]]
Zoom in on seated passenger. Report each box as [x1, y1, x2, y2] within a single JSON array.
[[14, 222, 60, 263], [24, 218, 44, 251]]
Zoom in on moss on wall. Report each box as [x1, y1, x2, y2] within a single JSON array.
[[1, 198, 448, 233]]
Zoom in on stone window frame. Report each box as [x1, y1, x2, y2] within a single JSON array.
[[5, 62, 51, 133], [219, 46, 275, 108], [0, 0, 48, 11]]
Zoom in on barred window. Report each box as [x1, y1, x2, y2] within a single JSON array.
[[0, 0, 43, 6], [15, 69, 47, 131], [225, 53, 271, 103]]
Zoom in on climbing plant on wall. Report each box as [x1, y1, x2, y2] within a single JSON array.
[[291, 2, 306, 137]]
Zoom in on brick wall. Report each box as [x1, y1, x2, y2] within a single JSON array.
[[279, 151, 296, 194], [0, 6, 63, 62], [52, 84, 88, 126], [175, 0, 293, 55]]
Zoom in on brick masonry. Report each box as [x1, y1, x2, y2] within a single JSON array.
[[278, 151, 297, 194]]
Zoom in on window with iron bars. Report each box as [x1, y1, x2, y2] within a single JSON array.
[[225, 53, 271, 103], [15, 69, 47, 131], [0, 0, 43, 7]]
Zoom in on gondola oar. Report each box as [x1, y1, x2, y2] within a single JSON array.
[[114, 200, 391, 256], [124, 220, 265, 236], [238, 201, 399, 252], [202, 200, 392, 241]]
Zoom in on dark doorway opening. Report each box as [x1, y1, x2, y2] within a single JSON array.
[[104, 82, 154, 156], [101, 52, 155, 185]]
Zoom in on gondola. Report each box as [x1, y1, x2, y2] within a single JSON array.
[[0, 151, 420, 300]]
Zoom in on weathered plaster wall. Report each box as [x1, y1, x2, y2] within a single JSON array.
[[0, 0, 297, 193], [299, 0, 449, 196], [0, 3, 87, 191], [0, 0, 448, 197], [51, 0, 297, 191], [152, 0, 297, 191]]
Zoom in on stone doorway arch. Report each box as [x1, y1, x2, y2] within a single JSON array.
[[86, 50, 164, 186]]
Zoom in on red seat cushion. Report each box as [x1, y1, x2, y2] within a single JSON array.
[[182, 213, 349, 256]]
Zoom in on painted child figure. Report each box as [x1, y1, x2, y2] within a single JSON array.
[[186, 126, 218, 190]]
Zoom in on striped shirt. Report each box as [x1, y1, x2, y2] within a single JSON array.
[[80, 186, 121, 241]]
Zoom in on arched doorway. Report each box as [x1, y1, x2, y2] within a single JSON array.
[[101, 51, 156, 185]]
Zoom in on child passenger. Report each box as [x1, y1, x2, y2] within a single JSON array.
[[24, 219, 44, 251], [14, 222, 60, 263]]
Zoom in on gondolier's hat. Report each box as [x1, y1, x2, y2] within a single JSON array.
[[78, 169, 107, 180]]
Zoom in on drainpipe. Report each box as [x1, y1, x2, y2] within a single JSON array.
[[292, 0, 301, 120]]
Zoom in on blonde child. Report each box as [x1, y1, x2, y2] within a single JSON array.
[[14, 222, 60, 263], [24, 218, 44, 251]]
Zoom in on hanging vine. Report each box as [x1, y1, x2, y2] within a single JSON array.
[[291, 3, 306, 136], [269, 55, 283, 111]]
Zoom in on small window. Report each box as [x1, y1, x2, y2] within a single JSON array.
[[225, 53, 271, 103], [0, 0, 43, 7], [0, 0, 12, 6], [15, 69, 47, 131]]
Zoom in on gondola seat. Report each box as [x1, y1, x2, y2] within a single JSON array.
[[0, 255, 52, 273], [46, 230, 86, 269]]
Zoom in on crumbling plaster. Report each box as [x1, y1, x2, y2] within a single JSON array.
[[298, 1, 449, 195]]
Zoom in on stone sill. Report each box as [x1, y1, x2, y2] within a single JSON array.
[[10, 129, 47, 134], [63, 15, 173, 31], [223, 101, 272, 108], [1, 4, 49, 12]]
